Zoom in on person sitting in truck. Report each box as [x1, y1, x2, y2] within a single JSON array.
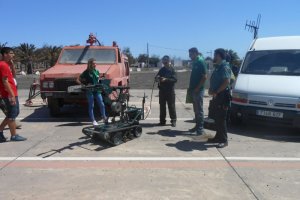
[[76, 58, 108, 126]]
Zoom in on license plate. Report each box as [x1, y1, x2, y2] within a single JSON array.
[[256, 110, 283, 118], [67, 85, 82, 93]]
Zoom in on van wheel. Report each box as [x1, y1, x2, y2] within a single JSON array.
[[230, 113, 243, 126], [48, 97, 60, 117]]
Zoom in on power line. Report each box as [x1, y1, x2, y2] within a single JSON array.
[[148, 44, 187, 52]]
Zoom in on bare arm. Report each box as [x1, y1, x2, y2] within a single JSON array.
[[76, 75, 82, 85]]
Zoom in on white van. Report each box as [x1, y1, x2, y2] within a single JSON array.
[[231, 36, 300, 128]]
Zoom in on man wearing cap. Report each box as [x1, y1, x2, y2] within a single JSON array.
[[188, 48, 208, 137], [207, 48, 231, 148], [156, 55, 177, 127]]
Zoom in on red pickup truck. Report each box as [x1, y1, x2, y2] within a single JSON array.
[[40, 38, 130, 117]]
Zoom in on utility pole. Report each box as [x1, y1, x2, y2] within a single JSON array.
[[147, 42, 149, 68]]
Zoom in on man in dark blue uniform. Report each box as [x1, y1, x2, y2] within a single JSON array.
[[208, 48, 231, 148], [156, 55, 177, 127]]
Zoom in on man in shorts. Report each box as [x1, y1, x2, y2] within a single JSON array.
[[0, 47, 26, 142], [0, 53, 22, 129]]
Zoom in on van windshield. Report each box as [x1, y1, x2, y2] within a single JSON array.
[[59, 48, 116, 64], [241, 50, 300, 76]]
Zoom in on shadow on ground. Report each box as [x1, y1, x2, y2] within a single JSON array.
[[166, 140, 216, 152], [228, 123, 300, 143], [145, 128, 217, 151], [21, 105, 102, 123], [146, 129, 191, 138], [36, 136, 111, 158]]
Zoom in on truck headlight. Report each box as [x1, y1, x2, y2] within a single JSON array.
[[48, 81, 54, 88], [42, 81, 54, 89], [232, 92, 248, 104], [42, 81, 49, 88]]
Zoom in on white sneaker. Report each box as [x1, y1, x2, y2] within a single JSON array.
[[205, 132, 214, 139], [186, 131, 198, 135], [188, 131, 211, 139], [93, 121, 99, 126]]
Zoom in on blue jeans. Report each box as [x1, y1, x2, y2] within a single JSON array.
[[192, 89, 204, 134], [86, 92, 106, 122]]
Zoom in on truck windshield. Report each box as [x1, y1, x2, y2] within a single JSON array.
[[59, 49, 116, 64], [241, 50, 300, 76]]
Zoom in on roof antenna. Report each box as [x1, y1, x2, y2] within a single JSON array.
[[245, 14, 261, 39]]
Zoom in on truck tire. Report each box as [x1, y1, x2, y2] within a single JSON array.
[[48, 97, 60, 117]]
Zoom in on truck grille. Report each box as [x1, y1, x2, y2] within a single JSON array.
[[249, 100, 295, 108], [54, 79, 77, 91], [249, 100, 267, 106], [274, 103, 296, 108]]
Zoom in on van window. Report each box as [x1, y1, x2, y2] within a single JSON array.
[[241, 50, 300, 76]]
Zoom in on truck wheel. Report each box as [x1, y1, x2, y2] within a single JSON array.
[[133, 126, 142, 137], [48, 98, 60, 117]]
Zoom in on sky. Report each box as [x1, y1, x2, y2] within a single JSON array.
[[1, 0, 300, 59]]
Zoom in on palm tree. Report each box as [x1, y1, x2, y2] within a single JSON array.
[[15, 43, 36, 74], [226, 49, 241, 66], [16, 43, 36, 64], [36, 45, 62, 68], [46, 45, 62, 67], [0, 42, 8, 48]]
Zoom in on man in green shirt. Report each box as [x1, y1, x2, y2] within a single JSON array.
[[208, 48, 231, 148], [188, 48, 208, 137]]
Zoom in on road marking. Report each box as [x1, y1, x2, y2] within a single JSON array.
[[0, 157, 299, 161], [228, 157, 300, 161]]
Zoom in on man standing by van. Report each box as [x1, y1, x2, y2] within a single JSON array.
[[188, 48, 208, 136], [208, 48, 231, 148]]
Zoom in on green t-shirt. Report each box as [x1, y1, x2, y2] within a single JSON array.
[[189, 55, 207, 90], [209, 60, 231, 92], [80, 69, 100, 94]]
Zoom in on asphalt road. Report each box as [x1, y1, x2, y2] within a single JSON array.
[[0, 89, 299, 200]]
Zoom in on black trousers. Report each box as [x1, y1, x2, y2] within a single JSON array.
[[214, 106, 228, 142], [159, 91, 177, 123]]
